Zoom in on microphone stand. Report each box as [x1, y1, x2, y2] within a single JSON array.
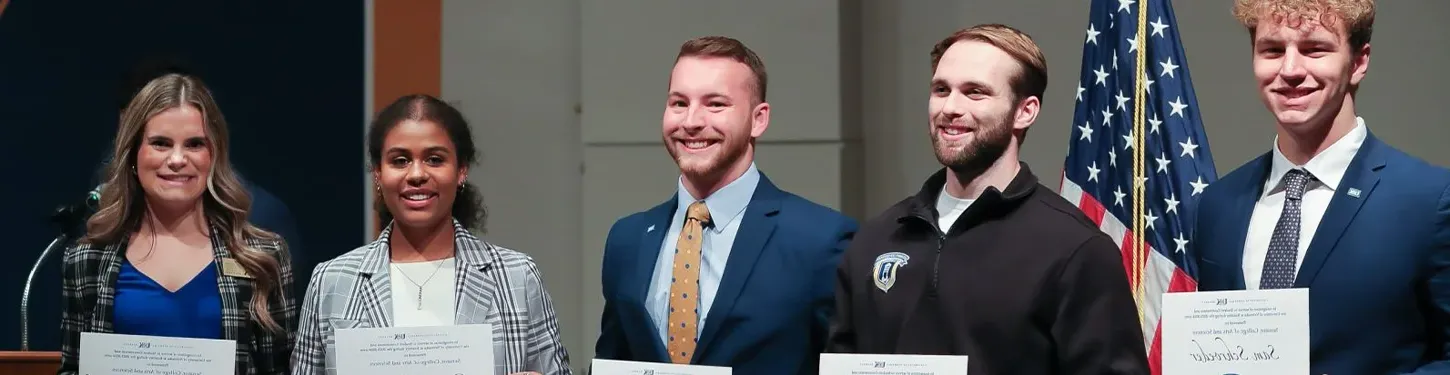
[[21, 234, 70, 351], [22, 205, 86, 351]]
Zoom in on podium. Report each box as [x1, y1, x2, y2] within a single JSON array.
[[0, 351, 60, 374]]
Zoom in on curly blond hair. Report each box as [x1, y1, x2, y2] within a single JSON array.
[[1233, 0, 1374, 51]]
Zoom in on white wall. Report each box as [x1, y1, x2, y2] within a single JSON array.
[[441, 0, 586, 371], [436, 0, 1450, 371]]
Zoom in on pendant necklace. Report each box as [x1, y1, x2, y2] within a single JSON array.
[[395, 258, 448, 310]]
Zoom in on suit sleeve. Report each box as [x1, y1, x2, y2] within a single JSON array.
[[521, 259, 572, 374], [816, 218, 857, 358], [1409, 182, 1450, 374], [825, 225, 861, 354], [594, 220, 632, 361], [57, 248, 85, 375], [289, 263, 329, 375], [1052, 235, 1151, 375]]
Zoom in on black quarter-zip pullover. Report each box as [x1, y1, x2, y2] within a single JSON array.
[[826, 163, 1150, 375]]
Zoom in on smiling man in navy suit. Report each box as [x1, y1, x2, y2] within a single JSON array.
[[1192, 1, 1450, 373], [594, 36, 858, 374]]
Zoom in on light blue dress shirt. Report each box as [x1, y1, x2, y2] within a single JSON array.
[[646, 163, 760, 346]]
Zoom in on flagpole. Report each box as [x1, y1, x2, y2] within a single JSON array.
[[1131, 0, 1150, 328]]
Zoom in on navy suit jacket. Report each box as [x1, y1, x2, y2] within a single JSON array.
[[595, 173, 858, 374], [1192, 131, 1450, 374]]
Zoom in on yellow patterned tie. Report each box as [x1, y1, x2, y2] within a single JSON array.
[[667, 201, 711, 364]]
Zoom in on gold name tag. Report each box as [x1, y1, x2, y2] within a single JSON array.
[[220, 258, 251, 279]]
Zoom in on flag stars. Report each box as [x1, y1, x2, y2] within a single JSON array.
[[1150, 17, 1170, 38], [1164, 192, 1181, 215], [1149, 113, 1163, 134], [1113, 186, 1127, 207], [1115, 90, 1131, 112], [1155, 152, 1172, 174], [1144, 211, 1160, 231], [1142, 71, 1155, 95], [1179, 137, 1200, 158], [1117, 0, 1136, 13], [1122, 129, 1135, 150], [1094, 65, 1110, 87], [1127, 35, 1140, 54], [1169, 96, 1189, 118], [1160, 57, 1181, 78], [1086, 24, 1101, 45], [1077, 84, 1086, 102], [1078, 122, 1094, 142], [1102, 105, 1115, 126], [1108, 148, 1118, 167], [1087, 162, 1102, 183], [1174, 233, 1189, 254], [1190, 176, 1209, 196]]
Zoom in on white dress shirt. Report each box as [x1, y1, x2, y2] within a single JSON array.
[[1241, 117, 1367, 289]]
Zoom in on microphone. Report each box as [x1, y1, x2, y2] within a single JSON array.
[[21, 184, 103, 350]]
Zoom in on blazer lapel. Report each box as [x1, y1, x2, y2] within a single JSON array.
[[90, 241, 126, 334], [207, 224, 248, 343], [453, 221, 499, 325], [1219, 155, 1272, 291], [631, 199, 675, 361], [692, 178, 782, 362], [351, 227, 396, 328], [1295, 135, 1384, 287]]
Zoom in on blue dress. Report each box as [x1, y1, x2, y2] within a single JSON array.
[[113, 260, 223, 339]]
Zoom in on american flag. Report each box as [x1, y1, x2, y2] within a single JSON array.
[[1057, 0, 1217, 373]]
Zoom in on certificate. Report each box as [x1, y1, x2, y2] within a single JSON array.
[[590, 358, 731, 375], [79, 332, 236, 375], [335, 324, 494, 375], [1162, 288, 1309, 375], [819, 353, 968, 375]]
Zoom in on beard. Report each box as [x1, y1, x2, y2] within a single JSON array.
[[666, 129, 751, 181], [931, 111, 1014, 179]]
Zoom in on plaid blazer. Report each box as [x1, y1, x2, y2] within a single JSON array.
[[290, 219, 572, 375], [58, 222, 297, 375]]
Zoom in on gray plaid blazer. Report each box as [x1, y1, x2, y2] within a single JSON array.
[[290, 220, 571, 375], [58, 222, 297, 375]]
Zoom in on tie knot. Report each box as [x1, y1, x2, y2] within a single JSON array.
[[1283, 169, 1312, 200], [686, 201, 712, 224]]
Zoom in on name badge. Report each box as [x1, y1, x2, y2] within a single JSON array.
[[220, 258, 251, 278]]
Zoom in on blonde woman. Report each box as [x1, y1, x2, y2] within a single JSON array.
[[58, 73, 296, 375]]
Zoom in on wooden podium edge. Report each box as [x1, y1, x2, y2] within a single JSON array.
[[0, 351, 61, 362]]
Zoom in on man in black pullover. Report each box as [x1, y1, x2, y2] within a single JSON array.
[[825, 24, 1149, 374]]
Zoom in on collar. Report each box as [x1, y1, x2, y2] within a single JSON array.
[[360, 218, 496, 275], [1265, 116, 1367, 195], [901, 161, 1039, 223], [675, 162, 760, 233]]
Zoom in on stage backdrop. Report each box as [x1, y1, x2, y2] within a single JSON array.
[[0, 1, 364, 350]]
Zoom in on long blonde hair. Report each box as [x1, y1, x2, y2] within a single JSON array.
[[84, 73, 285, 333]]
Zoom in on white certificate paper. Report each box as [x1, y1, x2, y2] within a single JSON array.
[[80, 332, 236, 375], [591, 358, 732, 375], [819, 353, 969, 375], [1162, 288, 1309, 375], [335, 324, 494, 375]]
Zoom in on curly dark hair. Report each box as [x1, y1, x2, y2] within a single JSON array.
[[367, 94, 486, 231]]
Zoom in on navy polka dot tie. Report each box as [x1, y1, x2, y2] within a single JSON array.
[[1260, 169, 1312, 289], [667, 201, 710, 363]]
